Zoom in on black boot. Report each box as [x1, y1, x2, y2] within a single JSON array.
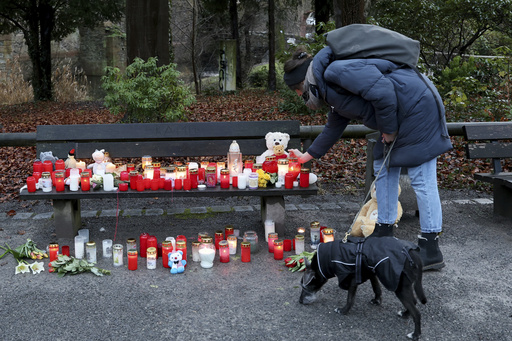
[[370, 223, 394, 237], [418, 233, 445, 271]]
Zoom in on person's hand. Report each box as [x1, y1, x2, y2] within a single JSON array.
[[289, 149, 313, 164], [382, 132, 397, 144]]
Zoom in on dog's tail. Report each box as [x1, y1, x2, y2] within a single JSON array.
[[415, 263, 427, 305]]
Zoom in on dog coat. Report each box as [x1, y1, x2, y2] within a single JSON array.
[[316, 236, 419, 292]]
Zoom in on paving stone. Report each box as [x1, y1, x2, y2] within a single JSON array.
[[472, 198, 493, 205], [145, 208, 164, 216], [296, 204, 319, 210], [210, 205, 232, 213], [33, 212, 53, 220], [285, 204, 298, 211], [318, 202, 341, 210], [99, 209, 119, 217], [189, 207, 208, 214], [81, 210, 99, 218], [121, 209, 143, 217], [453, 199, 475, 205], [233, 205, 254, 212], [166, 207, 186, 215], [252, 205, 261, 211], [12, 212, 34, 220]]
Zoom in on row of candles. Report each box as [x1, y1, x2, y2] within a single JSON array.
[[46, 221, 335, 272], [26, 154, 311, 193]]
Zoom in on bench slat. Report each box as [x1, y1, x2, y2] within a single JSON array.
[[463, 123, 512, 141], [465, 142, 512, 159]]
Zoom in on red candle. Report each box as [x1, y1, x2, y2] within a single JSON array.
[[232, 176, 238, 188], [49, 243, 59, 272], [128, 250, 138, 271], [159, 177, 165, 189], [300, 168, 310, 188], [283, 239, 292, 252], [54, 159, 65, 170], [147, 235, 158, 258], [140, 233, 149, 258], [153, 168, 161, 180], [285, 173, 294, 189], [183, 178, 192, 191], [319, 226, 327, 243], [62, 245, 70, 256], [81, 172, 91, 191], [176, 235, 187, 243], [268, 232, 278, 253], [288, 157, 301, 179], [43, 160, 53, 172], [175, 240, 187, 263], [136, 179, 145, 192], [220, 169, 230, 189], [244, 159, 254, 171], [118, 182, 128, 191], [198, 167, 206, 184], [273, 239, 284, 260], [32, 172, 42, 182], [120, 171, 129, 181], [54, 172, 65, 192], [26, 176, 37, 193], [126, 163, 135, 172], [189, 169, 198, 189], [241, 241, 251, 262], [144, 178, 151, 189], [33, 160, 43, 173], [129, 171, 139, 190], [219, 240, 230, 263], [151, 179, 159, 191], [214, 230, 224, 250], [175, 179, 183, 190], [164, 179, 172, 190], [162, 241, 173, 268], [225, 225, 234, 238]]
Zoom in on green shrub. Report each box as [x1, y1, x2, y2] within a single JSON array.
[[101, 57, 195, 122]]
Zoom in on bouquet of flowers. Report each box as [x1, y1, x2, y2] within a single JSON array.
[[256, 169, 278, 188]]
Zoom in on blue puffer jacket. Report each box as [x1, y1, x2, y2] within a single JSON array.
[[307, 46, 452, 167]]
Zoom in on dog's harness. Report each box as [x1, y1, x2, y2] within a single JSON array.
[[355, 240, 365, 285]]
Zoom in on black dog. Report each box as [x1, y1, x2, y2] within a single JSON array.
[[300, 236, 427, 340]]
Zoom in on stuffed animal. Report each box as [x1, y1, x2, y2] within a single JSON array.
[[65, 149, 77, 169], [168, 250, 186, 274], [87, 149, 106, 175], [273, 145, 288, 160], [350, 185, 403, 238], [256, 132, 290, 164]]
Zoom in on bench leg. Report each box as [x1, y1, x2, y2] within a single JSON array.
[[53, 199, 82, 238], [493, 185, 512, 218], [261, 196, 285, 236]]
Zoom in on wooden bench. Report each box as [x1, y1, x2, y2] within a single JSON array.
[[463, 122, 512, 218], [19, 120, 318, 238]]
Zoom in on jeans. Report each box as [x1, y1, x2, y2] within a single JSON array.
[[373, 157, 442, 233]]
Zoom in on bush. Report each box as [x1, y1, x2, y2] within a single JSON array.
[[101, 57, 195, 122], [0, 57, 33, 104], [52, 64, 88, 102]]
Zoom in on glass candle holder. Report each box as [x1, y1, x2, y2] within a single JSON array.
[[237, 173, 247, 189], [214, 230, 224, 250], [128, 249, 138, 271], [225, 225, 234, 238], [189, 168, 198, 189], [147, 235, 158, 258], [85, 241, 97, 263], [243, 231, 259, 253], [113, 244, 123, 266], [219, 240, 230, 263], [74, 235, 85, 259], [283, 239, 292, 252], [220, 168, 230, 189], [49, 243, 59, 272], [139, 233, 149, 258], [26, 176, 37, 193], [248, 172, 258, 190], [141, 155, 152, 170], [176, 240, 187, 263], [126, 163, 135, 172], [191, 241, 201, 262], [129, 171, 139, 190], [102, 239, 113, 258], [288, 157, 301, 179], [300, 168, 310, 188], [310, 221, 321, 249], [227, 235, 237, 255], [176, 166, 187, 180], [162, 241, 173, 268], [264, 220, 275, 242], [277, 159, 289, 184], [285, 172, 294, 189], [41, 172, 52, 192], [295, 235, 305, 255], [61, 245, 70, 256], [146, 247, 157, 269], [321, 228, 335, 243], [205, 166, 217, 188], [241, 241, 251, 262], [78, 228, 89, 242], [126, 238, 137, 253], [273, 239, 284, 260], [54, 171, 65, 192], [244, 159, 254, 172], [199, 237, 215, 269], [268, 232, 278, 253], [143, 165, 154, 179], [80, 172, 91, 191]]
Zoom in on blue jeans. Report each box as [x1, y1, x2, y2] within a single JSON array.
[[373, 157, 442, 233]]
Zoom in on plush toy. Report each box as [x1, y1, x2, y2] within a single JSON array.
[[168, 250, 187, 274], [272, 145, 288, 160], [65, 149, 77, 169], [87, 149, 106, 175], [256, 132, 290, 164], [350, 185, 403, 238]]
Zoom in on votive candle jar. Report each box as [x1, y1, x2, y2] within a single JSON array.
[[141, 155, 152, 170], [43, 160, 53, 172], [176, 240, 187, 262], [294, 235, 305, 255], [126, 163, 135, 172], [127, 238, 137, 252], [176, 166, 187, 180], [139, 233, 149, 258], [191, 241, 201, 262], [205, 167, 216, 188], [74, 235, 85, 259], [199, 237, 215, 268], [241, 241, 251, 262], [264, 220, 275, 242], [285, 173, 294, 189], [220, 168, 230, 189], [26, 176, 37, 193], [310, 221, 321, 249], [147, 235, 158, 258], [288, 157, 301, 179], [33, 160, 43, 173], [61, 245, 70, 256], [300, 168, 310, 188], [268, 232, 278, 253], [277, 159, 289, 183], [54, 172, 65, 191], [102, 239, 113, 258], [113, 244, 123, 266], [237, 173, 247, 189], [224, 225, 234, 238], [49, 243, 59, 272], [227, 235, 237, 255], [174, 178, 183, 190], [183, 178, 191, 191], [214, 230, 224, 250], [244, 159, 254, 172], [162, 241, 173, 268], [283, 239, 292, 252], [129, 171, 139, 190], [146, 247, 157, 269], [189, 168, 198, 189], [243, 231, 259, 253], [273, 239, 284, 260], [248, 172, 258, 190], [80, 172, 91, 191], [41, 172, 52, 192], [85, 241, 97, 263], [321, 228, 335, 243], [128, 249, 138, 271], [219, 240, 230, 263]]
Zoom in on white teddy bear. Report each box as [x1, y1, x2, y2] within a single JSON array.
[[256, 132, 291, 164]]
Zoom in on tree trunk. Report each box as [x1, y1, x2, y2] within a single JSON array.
[[314, 0, 330, 35], [267, 0, 276, 91], [229, 0, 242, 89], [335, 0, 366, 27], [191, 0, 200, 94]]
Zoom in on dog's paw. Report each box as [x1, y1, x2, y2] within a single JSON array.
[[370, 297, 382, 306], [334, 307, 350, 315], [406, 331, 420, 340], [398, 309, 410, 319]]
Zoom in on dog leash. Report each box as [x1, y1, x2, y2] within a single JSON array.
[[342, 137, 397, 243]]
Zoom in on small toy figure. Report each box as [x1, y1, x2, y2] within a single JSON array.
[[87, 149, 106, 175], [168, 250, 186, 274], [65, 149, 77, 169]]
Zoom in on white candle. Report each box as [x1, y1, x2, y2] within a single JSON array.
[[105, 162, 116, 173], [264, 220, 275, 242], [103, 173, 114, 191], [102, 239, 113, 258], [227, 235, 237, 255], [69, 174, 79, 191], [237, 174, 247, 189], [74, 235, 85, 259], [199, 248, 215, 268], [76, 161, 86, 171], [78, 229, 89, 242]]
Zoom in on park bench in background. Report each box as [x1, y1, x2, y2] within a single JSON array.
[[463, 122, 512, 218], [19, 121, 318, 238]]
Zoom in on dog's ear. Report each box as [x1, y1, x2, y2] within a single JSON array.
[[302, 269, 316, 286]]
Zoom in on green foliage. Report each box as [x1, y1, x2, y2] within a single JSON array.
[[277, 88, 324, 116], [247, 63, 287, 90], [101, 57, 196, 123]]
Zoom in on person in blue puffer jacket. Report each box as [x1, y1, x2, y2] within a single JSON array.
[[283, 46, 453, 271]]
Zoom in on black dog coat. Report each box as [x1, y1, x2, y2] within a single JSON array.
[[316, 236, 419, 291]]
